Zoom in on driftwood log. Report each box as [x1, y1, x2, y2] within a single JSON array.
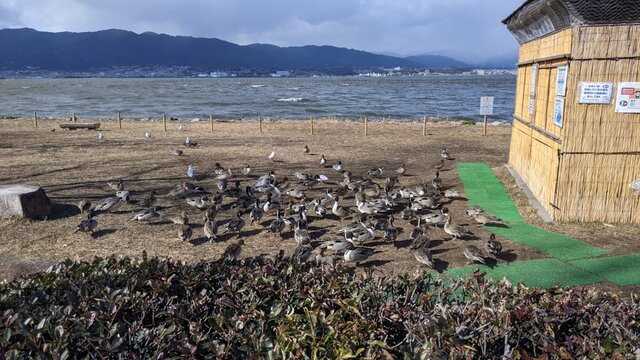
[[59, 123, 100, 131]]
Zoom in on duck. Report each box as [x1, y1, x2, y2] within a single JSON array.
[[166, 211, 188, 225], [441, 147, 454, 160], [291, 244, 313, 264], [410, 232, 431, 251], [411, 245, 434, 268], [473, 212, 504, 226], [108, 178, 124, 191], [396, 164, 406, 175], [73, 211, 98, 234], [241, 164, 252, 175], [131, 206, 162, 222], [144, 132, 153, 139], [187, 165, 196, 179], [444, 214, 471, 240], [332, 161, 344, 172], [263, 193, 281, 213], [93, 197, 121, 212], [303, 145, 310, 154], [363, 184, 381, 198], [409, 217, 425, 242], [345, 218, 374, 245], [463, 245, 486, 265], [78, 199, 92, 214], [268, 151, 276, 161], [213, 163, 225, 176], [320, 155, 327, 167], [216, 169, 233, 180], [315, 247, 338, 267], [443, 189, 465, 199], [432, 159, 445, 170], [383, 217, 398, 243], [186, 195, 209, 210], [98, 132, 105, 141], [249, 199, 264, 225], [286, 188, 305, 200], [267, 210, 286, 236], [216, 178, 228, 191], [466, 205, 484, 216], [294, 220, 312, 245], [170, 148, 183, 156], [422, 208, 448, 228], [485, 233, 502, 256], [223, 211, 246, 237], [221, 239, 244, 261], [184, 137, 198, 147], [203, 213, 218, 242], [343, 243, 374, 265], [225, 181, 243, 198], [179, 221, 193, 242], [367, 167, 384, 177], [320, 238, 352, 253], [139, 191, 157, 208], [431, 171, 442, 190], [331, 196, 351, 219]]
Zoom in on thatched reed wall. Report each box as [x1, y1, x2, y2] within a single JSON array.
[[509, 24, 640, 223]]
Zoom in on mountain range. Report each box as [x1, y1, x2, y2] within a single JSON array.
[[0, 28, 514, 72]]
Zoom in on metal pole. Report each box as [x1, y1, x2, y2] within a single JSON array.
[[163, 113, 167, 132], [33, 112, 38, 128], [364, 116, 368, 136], [423, 116, 427, 136], [259, 116, 263, 134], [483, 115, 487, 136], [117, 111, 122, 129], [210, 114, 213, 132]]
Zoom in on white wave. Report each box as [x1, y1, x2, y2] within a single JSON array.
[[277, 97, 305, 102], [251, 84, 265, 88]]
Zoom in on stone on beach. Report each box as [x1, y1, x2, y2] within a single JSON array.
[[0, 185, 51, 218]]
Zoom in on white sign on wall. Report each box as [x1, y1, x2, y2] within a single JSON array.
[[529, 64, 538, 115], [579, 82, 614, 104], [553, 96, 565, 127], [556, 65, 568, 96], [480, 96, 494, 115], [615, 82, 640, 113]]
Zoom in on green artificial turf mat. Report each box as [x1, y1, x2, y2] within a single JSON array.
[[570, 254, 640, 286], [456, 162, 522, 223], [445, 258, 603, 288], [457, 162, 608, 261], [490, 224, 608, 261]]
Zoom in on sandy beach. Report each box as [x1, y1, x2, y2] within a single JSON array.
[[0, 118, 638, 283]]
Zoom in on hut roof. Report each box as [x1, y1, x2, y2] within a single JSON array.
[[503, 0, 640, 44]]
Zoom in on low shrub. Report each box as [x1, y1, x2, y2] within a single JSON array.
[[0, 255, 638, 358]]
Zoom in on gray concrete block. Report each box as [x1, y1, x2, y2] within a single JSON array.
[[0, 185, 51, 218]]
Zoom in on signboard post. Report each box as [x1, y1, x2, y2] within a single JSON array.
[[480, 96, 494, 136], [615, 82, 640, 113]]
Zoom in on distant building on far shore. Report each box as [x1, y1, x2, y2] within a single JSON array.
[[504, 0, 640, 223], [271, 70, 291, 77]]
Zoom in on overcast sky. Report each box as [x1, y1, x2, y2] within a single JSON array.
[[0, 0, 520, 61]]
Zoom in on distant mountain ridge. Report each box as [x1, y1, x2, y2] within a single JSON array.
[[0, 28, 471, 71]]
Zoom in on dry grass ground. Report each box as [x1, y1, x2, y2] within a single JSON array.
[[0, 118, 638, 284]]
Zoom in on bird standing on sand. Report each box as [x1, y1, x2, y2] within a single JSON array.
[[291, 244, 313, 264], [187, 165, 196, 179], [412, 245, 434, 268], [179, 220, 193, 242], [486, 233, 502, 256], [304, 145, 310, 154], [131, 207, 161, 222], [98, 132, 105, 141], [441, 147, 454, 160], [203, 213, 218, 242], [78, 200, 92, 214], [140, 191, 157, 208], [221, 239, 244, 261], [396, 164, 406, 175], [145, 132, 152, 139], [320, 155, 327, 167], [93, 197, 121, 212], [343, 243, 374, 265], [463, 245, 486, 265], [268, 151, 276, 161], [432, 171, 442, 190], [242, 164, 252, 175], [74, 211, 97, 234], [268, 210, 286, 236], [224, 211, 246, 238], [108, 178, 124, 191], [170, 148, 183, 156], [444, 215, 470, 240], [332, 161, 343, 172]]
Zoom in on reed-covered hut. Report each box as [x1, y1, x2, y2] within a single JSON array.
[[503, 0, 640, 223]]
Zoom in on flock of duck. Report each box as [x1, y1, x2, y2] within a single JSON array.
[[74, 137, 508, 270]]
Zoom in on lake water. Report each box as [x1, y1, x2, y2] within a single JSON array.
[[0, 76, 516, 121]]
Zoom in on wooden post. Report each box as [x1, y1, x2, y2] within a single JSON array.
[[209, 114, 213, 132], [163, 113, 167, 132], [422, 116, 427, 136], [364, 116, 369, 136], [117, 111, 122, 129], [259, 116, 263, 134], [72, 112, 77, 123], [483, 115, 488, 136], [310, 118, 314, 135], [33, 112, 38, 128]]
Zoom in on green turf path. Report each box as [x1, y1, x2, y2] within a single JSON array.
[[445, 162, 640, 289], [570, 254, 640, 286], [456, 163, 608, 261], [446, 258, 603, 288]]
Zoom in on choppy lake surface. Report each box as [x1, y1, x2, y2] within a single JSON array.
[[0, 76, 515, 121]]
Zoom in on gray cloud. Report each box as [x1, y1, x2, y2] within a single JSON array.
[[0, 0, 519, 61]]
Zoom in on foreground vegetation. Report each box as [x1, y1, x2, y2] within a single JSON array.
[[0, 255, 638, 358]]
